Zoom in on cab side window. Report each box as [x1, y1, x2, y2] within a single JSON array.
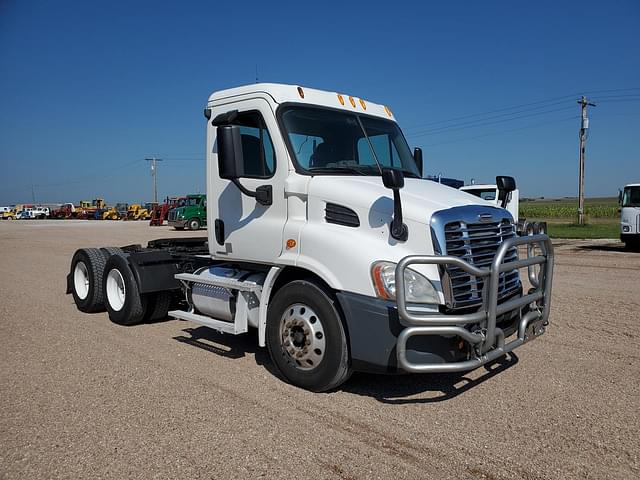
[[232, 111, 276, 178]]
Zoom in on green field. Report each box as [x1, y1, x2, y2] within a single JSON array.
[[520, 197, 620, 239]]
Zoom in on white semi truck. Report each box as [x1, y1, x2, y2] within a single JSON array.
[[459, 183, 547, 236], [67, 83, 554, 391], [620, 183, 640, 249]]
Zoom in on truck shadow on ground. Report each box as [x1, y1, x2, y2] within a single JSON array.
[[575, 243, 636, 253], [342, 353, 519, 404], [174, 325, 519, 404], [173, 326, 280, 377]]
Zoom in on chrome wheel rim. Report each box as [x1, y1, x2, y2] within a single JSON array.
[[106, 269, 126, 311], [73, 261, 90, 300], [279, 303, 326, 370]]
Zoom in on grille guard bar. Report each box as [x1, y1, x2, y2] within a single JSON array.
[[395, 234, 554, 373]]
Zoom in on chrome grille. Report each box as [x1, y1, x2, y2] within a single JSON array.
[[168, 210, 177, 221], [442, 218, 520, 308]]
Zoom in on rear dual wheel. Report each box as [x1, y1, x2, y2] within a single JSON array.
[[103, 254, 171, 325], [70, 248, 107, 312]]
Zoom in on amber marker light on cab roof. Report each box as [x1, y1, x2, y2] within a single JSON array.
[[349, 96, 356, 107], [384, 105, 393, 117], [297, 86, 305, 98], [337, 94, 345, 105], [359, 99, 367, 110]]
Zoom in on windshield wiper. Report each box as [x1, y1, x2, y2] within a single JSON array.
[[308, 166, 369, 176]]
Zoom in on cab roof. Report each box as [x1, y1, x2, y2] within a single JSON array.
[[208, 82, 395, 121]]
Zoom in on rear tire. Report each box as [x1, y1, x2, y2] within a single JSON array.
[[266, 279, 351, 392], [146, 291, 172, 322], [70, 248, 108, 313], [103, 254, 149, 326], [100, 246, 126, 258]]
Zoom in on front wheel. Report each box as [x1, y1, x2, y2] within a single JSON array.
[[187, 218, 200, 230], [266, 280, 351, 392]]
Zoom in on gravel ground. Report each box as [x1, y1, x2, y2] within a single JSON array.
[[1, 221, 638, 479]]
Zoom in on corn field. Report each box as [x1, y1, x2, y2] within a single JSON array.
[[520, 198, 619, 219]]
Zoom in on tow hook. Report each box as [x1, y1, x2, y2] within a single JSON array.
[[524, 319, 546, 342]]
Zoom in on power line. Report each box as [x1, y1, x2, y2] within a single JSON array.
[[402, 94, 577, 132], [403, 87, 640, 132], [413, 115, 578, 147], [409, 105, 576, 138]]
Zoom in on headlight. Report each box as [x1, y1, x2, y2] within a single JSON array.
[[371, 261, 440, 304]]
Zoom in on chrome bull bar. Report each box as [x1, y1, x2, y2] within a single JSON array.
[[395, 234, 554, 373]]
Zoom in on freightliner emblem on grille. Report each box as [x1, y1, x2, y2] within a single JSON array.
[[478, 213, 493, 222]]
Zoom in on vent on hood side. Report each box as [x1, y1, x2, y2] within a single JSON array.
[[325, 203, 360, 227]]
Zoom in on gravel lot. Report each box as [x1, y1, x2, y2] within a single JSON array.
[[1, 220, 638, 479]]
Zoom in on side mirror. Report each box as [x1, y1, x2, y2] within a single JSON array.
[[382, 167, 405, 190], [217, 125, 245, 179], [413, 147, 423, 177], [618, 189, 622, 205], [496, 175, 516, 208]]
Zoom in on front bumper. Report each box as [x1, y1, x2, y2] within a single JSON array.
[[394, 234, 554, 373], [168, 219, 187, 228], [337, 234, 554, 374]]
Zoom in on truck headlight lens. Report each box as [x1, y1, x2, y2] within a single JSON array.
[[371, 261, 440, 304]]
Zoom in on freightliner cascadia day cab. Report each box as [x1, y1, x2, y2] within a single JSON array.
[[67, 83, 554, 392], [620, 183, 640, 249]]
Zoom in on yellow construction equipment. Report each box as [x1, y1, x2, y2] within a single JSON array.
[[125, 204, 151, 220], [102, 207, 121, 220]]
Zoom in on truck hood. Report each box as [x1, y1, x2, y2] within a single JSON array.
[[307, 176, 491, 224]]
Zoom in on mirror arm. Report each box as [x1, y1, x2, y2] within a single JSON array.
[[500, 191, 511, 209], [390, 189, 408, 241], [231, 179, 272, 206]]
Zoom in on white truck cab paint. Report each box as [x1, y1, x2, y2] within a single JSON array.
[[620, 183, 640, 248], [68, 83, 555, 392]]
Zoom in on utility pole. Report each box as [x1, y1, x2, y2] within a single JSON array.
[[145, 157, 163, 203], [577, 96, 596, 225]]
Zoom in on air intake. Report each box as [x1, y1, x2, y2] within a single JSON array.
[[325, 203, 359, 228]]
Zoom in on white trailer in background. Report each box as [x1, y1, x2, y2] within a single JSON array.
[[459, 184, 547, 236], [66, 83, 554, 391], [620, 183, 640, 249]]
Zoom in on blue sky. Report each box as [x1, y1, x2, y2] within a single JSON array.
[[1, 0, 638, 204]]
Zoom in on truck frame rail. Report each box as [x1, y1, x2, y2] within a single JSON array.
[[395, 234, 554, 373]]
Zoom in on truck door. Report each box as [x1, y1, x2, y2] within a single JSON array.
[[209, 98, 287, 263]]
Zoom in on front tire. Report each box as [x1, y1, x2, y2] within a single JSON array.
[[266, 280, 351, 392], [187, 218, 200, 230], [103, 255, 149, 326]]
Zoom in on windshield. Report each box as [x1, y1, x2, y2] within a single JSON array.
[[280, 106, 420, 177], [622, 186, 640, 207], [186, 197, 201, 207], [464, 188, 497, 201]]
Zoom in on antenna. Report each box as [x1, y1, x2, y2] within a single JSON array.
[[255, 64, 259, 84]]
